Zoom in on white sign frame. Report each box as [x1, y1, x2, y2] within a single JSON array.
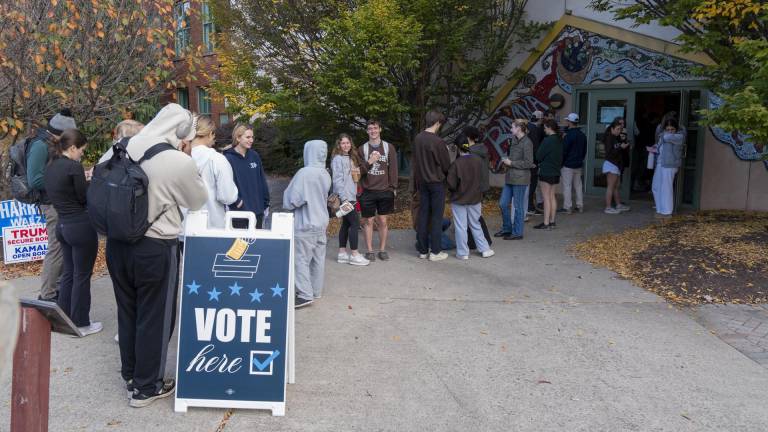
[[2, 223, 48, 264], [174, 210, 296, 416]]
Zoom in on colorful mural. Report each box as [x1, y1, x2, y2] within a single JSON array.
[[482, 25, 768, 170]]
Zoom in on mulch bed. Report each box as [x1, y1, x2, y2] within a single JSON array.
[[572, 211, 768, 305]]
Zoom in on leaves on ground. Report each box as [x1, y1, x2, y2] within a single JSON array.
[[1, 240, 108, 280], [571, 211, 768, 305]]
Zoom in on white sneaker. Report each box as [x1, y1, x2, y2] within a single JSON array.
[[418, 253, 429, 259], [604, 207, 621, 214], [348, 254, 370, 266], [616, 204, 631, 212], [429, 252, 448, 261], [337, 252, 350, 263], [456, 254, 469, 260], [78, 322, 103, 337], [481, 250, 495, 258]]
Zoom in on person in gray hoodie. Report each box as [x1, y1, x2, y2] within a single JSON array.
[[107, 103, 207, 408], [650, 118, 685, 217], [330, 133, 370, 266], [283, 140, 332, 308], [189, 115, 239, 228]]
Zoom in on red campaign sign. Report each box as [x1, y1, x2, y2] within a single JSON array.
[[2, 224, 48, 264]]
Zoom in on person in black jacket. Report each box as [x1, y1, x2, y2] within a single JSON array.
[[560, 113, 587, 213], [602, 118, 631, 214], [43, 129, 102, 336]]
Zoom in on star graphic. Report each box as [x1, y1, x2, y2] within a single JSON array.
[[208, 287, 221, 302], [270, 283, 285, 298], [229, 282, 243, 296], [186, 280, 201, 295], [249, 288, 263, 303]]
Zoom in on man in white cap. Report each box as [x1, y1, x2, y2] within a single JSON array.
[[560, 112, 587, 213], [26, 108, 77, 301], [106, 103, 207, 408]]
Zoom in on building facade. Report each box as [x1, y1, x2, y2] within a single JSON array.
[[482, 2, 768, 211], [168, 0, 230, 127]]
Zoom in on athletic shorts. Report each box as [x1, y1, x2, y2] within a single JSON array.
[[539, 175, 560, 185], [602, 161, 621, 175], [360, 190, 395, 218]]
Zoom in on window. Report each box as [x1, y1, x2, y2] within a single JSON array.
[[198, 88, 211, 115], [219, 113, 230, 125], [177, 88, 189, 109], [174, 1, 191, 57], [202, 2, 215, 53]]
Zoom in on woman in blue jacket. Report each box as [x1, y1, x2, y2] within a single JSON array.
[[224, 124, 270, 228]]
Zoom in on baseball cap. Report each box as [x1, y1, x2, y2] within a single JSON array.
[[566, 113, 579, 123]]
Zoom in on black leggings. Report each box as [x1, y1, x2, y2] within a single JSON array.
[[339, 205, 360, 250], [57, 213, 98, 327]]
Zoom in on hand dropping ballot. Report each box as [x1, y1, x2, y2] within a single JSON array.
[[175, 211, 295, 416]]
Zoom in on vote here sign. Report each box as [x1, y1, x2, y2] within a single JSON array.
[[2, 224, 48, 264], [175, 220, 292, 416]]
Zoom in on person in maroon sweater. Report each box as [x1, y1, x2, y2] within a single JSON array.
[[411, 111, 452, 261]]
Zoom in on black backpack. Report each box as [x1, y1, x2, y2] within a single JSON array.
[[87, 138, 174, 243], [8, 136, 43, 204]]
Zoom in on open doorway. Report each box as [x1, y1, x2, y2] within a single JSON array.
[[630, 91, 681, 201]]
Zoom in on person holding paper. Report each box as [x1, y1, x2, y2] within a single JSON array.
[[331, 133, 369, 266]]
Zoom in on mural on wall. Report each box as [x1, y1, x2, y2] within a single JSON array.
[[482, 25, 768, 170]]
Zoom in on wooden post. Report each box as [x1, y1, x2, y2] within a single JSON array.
[[11, 307, 52, 432]]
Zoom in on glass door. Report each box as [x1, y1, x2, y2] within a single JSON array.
[[584, 90, 636, 201], [676, 89, 704, 209]]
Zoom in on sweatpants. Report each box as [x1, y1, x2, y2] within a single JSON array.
[[40, 204, 63, 300], [56, 213, 98, 327], [338, 205, 360, 250], [452, 203, 491, 257], [652, 166, 678, 215], [295, 233, 327, 301], [107, 236, 178, 395], [417, 182, 446, 255], [467, 216, 492, 250], [561, 166, 583, 210]]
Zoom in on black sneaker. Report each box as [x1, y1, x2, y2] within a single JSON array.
[[295, 297, 313, 309], [378, 251, 389, 261], [493, 230, 511, 238], [533, 223, 550, 230], [129, 379, 175, 408], [364, 252, 376, 262], [550, 222, 556, 228], [503, 235, 523, 240]]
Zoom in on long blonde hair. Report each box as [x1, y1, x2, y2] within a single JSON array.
[[232, 123, 252, 146], [194, 115, 215, 138], [113, 119, 143, 141]]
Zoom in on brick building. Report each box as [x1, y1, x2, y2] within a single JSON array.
[[168, 1, 229, 126]]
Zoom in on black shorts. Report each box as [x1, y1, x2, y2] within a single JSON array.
[[539, 175, 560, 185], [360, 190, 395, 218]]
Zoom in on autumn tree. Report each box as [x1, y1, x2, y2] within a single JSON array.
[[211, 0, 545, 149], [0, 0, 196, 153], [591, 0, 768, 156]]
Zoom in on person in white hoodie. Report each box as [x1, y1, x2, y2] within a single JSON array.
[[189, 116, 239, 228], [106, 103, 207, 408], [283, 140, 332, 308]]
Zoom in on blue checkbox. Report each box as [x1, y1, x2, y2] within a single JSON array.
[[250, 350, 280, 375]]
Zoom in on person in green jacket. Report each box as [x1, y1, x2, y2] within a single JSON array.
[[534, 119, 563, 230]]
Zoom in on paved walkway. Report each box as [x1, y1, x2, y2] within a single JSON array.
[[2, 197, 768, 431], [691, 304, 768, 367]]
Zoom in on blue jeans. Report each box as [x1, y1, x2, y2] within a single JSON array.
[[499, 184, 528, 237]]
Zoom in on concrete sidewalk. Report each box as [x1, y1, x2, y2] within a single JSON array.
[[2, 199, 768, 431]]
